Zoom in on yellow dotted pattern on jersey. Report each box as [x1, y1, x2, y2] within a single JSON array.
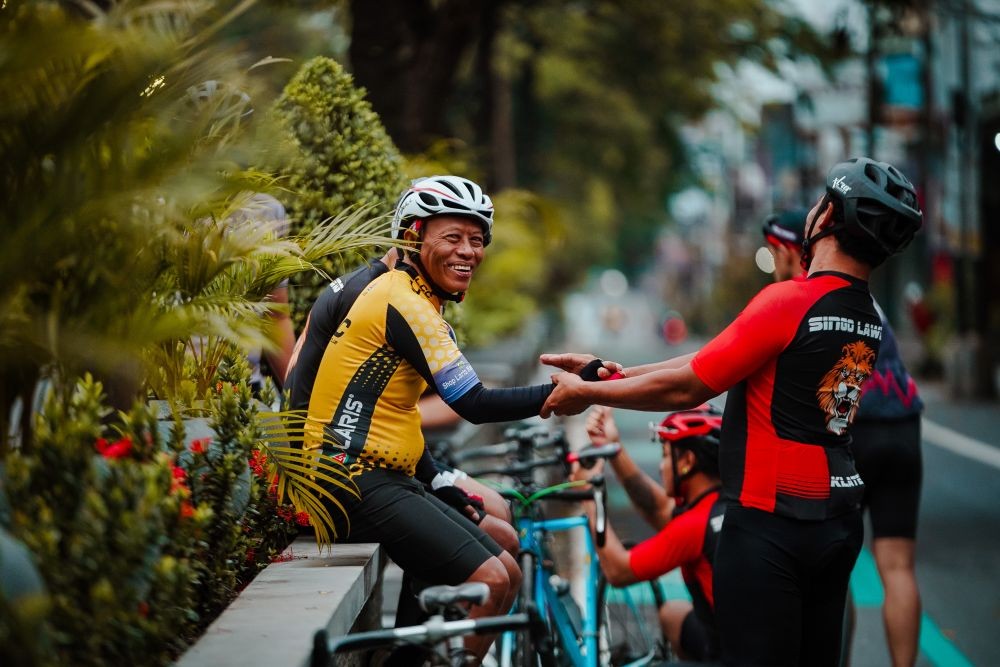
[[305, 270, 463, 476]]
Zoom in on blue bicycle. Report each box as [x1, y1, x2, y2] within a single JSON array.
[[462, 425, 663, 667]]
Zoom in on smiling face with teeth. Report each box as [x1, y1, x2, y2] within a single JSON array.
[[415, 215, 486, 296]]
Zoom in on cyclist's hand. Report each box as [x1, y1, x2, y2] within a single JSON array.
[[433, 485, 485, 524], [540, 353, 622, 378], [585, 406, 620, 445], [540, 372, 589, 418]]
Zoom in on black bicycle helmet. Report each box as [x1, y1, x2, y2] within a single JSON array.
[[803, 158, 922, 265]]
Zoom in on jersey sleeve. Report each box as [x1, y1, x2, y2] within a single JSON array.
[[691, 282, 804, 392], [385, 300, 481, 404], [628, 512, 705, 581]]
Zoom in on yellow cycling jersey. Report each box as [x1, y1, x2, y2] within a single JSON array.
[[303, 267, 480, 475]]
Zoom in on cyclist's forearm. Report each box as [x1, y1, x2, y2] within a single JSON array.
[[607, 449, 671, 529], [623, 352, 696, 377], [582, 501, 637, 587], [619, 471, 673, 530], [449, 382, 554, 424], [575, 365, 715, 412]]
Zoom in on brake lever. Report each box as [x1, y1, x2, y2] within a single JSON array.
[[591, 475, 607, 548]]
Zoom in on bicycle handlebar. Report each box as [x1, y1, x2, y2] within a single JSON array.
[[566, 443, 621, 468], [312, 613, 532, 665]]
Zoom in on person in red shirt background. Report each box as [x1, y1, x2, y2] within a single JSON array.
[[570, 405, 728, 662]]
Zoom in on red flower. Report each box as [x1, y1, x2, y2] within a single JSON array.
[[295, 512, 311, 526], [277, 506, 294, 522], [95, 436, 133, 459], [248, 450, 268, 478], [245, 547, 256, 563], [170, 465, 189, 496], [138, 601, 150, 618], [189, 438, 210, 454], [216, 381, 224, 394], [179, 500, 195, 519]]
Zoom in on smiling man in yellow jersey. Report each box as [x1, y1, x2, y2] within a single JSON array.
[[301, 176, 578, 664]]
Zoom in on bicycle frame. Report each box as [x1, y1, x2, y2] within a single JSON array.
[[527, 513, 601, 665], [496, 478, 604, 667]]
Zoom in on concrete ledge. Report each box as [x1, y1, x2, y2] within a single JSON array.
[[176, 539, 383, 667]]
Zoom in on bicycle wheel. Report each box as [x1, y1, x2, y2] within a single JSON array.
[[596, 576, 663, 666]]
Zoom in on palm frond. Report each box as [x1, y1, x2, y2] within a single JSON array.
[[254, 409, 362, 547], [262, 444, 359, 547]]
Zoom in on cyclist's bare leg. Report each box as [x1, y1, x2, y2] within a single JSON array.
[[873, 537, 920, 667], [658, 600, 694, 660], [463, 555, 514, 662], [457, 475, 514, 525], [477, 514, 520, 556]]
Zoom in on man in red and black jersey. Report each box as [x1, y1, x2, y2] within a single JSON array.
[[572, 406, 728, 662], [540, 158, 923, 666], [761, 207, 925, 667]]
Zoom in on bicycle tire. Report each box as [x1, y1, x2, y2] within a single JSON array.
[[596, 576, 662, 666]]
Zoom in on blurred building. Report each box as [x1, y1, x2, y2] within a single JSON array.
[[675, 0, 1000, 398]]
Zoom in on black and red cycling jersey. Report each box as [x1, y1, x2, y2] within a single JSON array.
[[691, 271, 882, 520], [629, 489, 726, 627]]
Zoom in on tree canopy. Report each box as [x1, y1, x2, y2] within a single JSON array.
[[348, 0, 830, 274]]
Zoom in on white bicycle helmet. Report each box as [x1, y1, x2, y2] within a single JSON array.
[[391, 175, 494, 245]]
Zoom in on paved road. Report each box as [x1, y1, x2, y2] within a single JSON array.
[[558, 286, 1000, 666]]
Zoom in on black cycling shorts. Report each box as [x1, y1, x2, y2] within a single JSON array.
[[713, 505, 863, 667], [680, 610, 719, 662], [327, 467, 502, 584], [851, 417, 922, 539]]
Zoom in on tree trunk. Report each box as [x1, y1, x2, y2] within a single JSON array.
[[349, 0, 485, 153]]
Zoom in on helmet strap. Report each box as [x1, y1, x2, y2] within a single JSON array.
[[398, 252, 466, 304], [801, 194, 835, 271]]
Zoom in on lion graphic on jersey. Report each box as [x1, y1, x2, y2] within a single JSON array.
[[817, 340, 876, 435]]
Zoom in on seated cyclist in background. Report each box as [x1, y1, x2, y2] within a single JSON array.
[[290, 175, 597, 664], [570, 405, 728, 663]]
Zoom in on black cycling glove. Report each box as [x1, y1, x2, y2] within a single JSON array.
[[432, 485, 485, 524], [580, 359, 607, 382]]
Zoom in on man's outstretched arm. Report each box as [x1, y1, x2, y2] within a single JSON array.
[[541, 363, 716, 417]]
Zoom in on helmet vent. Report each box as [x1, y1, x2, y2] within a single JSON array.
[[864, 162, 884, 185], [440, 180, 464, 197]]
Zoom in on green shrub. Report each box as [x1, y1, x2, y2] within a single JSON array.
[[275, 56, 407, 327], [1, 370, 302, 666], [3, 377, 202, 665]]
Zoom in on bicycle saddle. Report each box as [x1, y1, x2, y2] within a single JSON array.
[[418, 582, 490, 614]]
